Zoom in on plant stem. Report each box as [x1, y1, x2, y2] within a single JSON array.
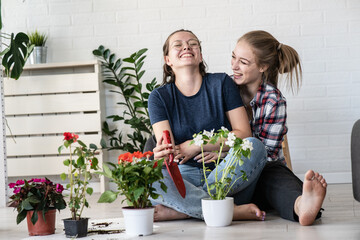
[[202, 146, 212, 198], [69, 145, 75, 220], [78, 156, 88, 219]]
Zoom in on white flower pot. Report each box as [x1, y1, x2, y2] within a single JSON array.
[[201, 197, 234, 227], [122, 207, 154, 236]]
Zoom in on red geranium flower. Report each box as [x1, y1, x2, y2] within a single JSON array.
[[118, 152, 133, 164], [132, 151, 143, 160], [143, 151, 153, 158], [63, 132, 79, 142]]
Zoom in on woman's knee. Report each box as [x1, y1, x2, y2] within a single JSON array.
[[245, 137, 266, 160]]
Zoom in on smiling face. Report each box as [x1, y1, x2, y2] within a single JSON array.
[[231, 40, 264, 87], [164, 31, 203, 70]]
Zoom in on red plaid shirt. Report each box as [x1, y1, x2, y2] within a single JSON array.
[[248, 82, 288, 163]]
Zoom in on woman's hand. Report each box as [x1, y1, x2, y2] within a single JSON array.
[[194, 151, 228, 163], [174, 140, 200, 164], [153, 135, 174, 162]]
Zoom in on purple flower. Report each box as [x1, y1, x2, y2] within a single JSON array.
[[56, 184, 64, 193], [15, 180, 24, 186], [8, 183, 16, 188]]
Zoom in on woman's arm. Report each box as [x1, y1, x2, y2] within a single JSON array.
[[257, 99, 287, 161], [226, 106, 252, 139], [152, 120, 175, 161]]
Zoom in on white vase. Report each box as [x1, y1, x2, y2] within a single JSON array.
[[122, 207, 154, 236], [201, 197, 234, 227]]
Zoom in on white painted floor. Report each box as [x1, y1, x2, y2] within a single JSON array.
[[1, 183, 360, 240]]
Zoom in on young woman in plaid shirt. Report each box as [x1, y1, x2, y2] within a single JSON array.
[[230, 30, 327, 226]]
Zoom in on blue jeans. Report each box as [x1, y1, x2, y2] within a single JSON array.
[[151, 137, 267, 219]]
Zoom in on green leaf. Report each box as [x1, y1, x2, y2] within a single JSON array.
[[16, 210, 27, 225], [102, 163, 113, 179], [63, 159, 70, 166], [2, 32, 30, 80], [123, 57, 135, 63], [98, 190, 118, 203], [31, 210, 38, 225], [89, 143, 97, 150], [60, 172, 67, 181], [86, 187, 93, 195], [135, 48, 148, 60], [92, 49, 102, 56], [133, 187, 145, 200]]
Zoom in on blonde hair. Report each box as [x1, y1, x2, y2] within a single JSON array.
[[162, 29, 207, 85], [238, 30, 302, 93]]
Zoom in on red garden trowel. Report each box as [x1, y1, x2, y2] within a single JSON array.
[[162, 130, 186, 198]]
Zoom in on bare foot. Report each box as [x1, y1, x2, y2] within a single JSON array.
[[154, 204, 190, 222], [295, 170, 327, 226], [233, 203, 266, 221]]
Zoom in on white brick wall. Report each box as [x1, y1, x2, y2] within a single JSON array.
[[2, 0, 360, 184]]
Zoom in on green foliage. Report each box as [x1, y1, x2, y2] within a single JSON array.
[[27, 30, 47, 46], [1, 32, 33, 80], [59, 133, 100, 220], [93, 46, 159, 152], [8, 178, 66, 225], [190, 128, 252, 200], [97, 154, 167, 209]]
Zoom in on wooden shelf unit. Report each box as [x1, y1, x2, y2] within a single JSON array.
[[4, 61, 106, 192]]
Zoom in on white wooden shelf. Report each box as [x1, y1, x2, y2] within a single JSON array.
[[4, 61, 106, 192]]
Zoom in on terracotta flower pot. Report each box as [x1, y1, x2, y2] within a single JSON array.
[[63, 218, 89, 238], [26, 209, 56, 236]]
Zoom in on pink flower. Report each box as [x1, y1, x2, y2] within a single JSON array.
[[8, 183, 16, 188], [15, 180, 24, 186], [32, 178, 43, 182], [13, 187, 21, 194], [56, 184, 64, 193]]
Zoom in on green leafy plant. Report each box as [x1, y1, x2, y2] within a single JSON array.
[[28, 30, 48, 46], [8, 178, 66, 225], [97, 151, 167, 209], [191, 127, 253, 200], [58, 132, 100, 220], [0, 0, 33, 80], [93, 46, 159, 152]]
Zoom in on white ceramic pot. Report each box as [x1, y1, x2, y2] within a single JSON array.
[[201, 197, 234, 227], [122, 207, 154, 236]]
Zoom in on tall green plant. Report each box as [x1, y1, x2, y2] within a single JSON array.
[[93, 46, 159, 152]]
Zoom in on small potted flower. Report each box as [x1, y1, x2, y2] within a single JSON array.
[[8, 178, 66, 236], [97, 151, 167, 236], [58, 132, 100, 238], [191, 127, 253, 227]]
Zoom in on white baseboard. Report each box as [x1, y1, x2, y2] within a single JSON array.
[[294, 172, 352, 184]]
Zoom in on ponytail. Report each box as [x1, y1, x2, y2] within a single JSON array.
[[239, 30, 302, 93]]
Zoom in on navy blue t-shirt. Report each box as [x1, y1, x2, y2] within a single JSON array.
[[148, 73, 244, 167]]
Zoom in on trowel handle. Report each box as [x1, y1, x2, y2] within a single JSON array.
[[162, 130, 174, 163]]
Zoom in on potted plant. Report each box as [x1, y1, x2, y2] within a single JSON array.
[[58, 132, 100, 238], [28, 30, 48, 64], [8, 178, 66, 236], [191, 127, 253, 227], [97, 151, 167, 236]]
